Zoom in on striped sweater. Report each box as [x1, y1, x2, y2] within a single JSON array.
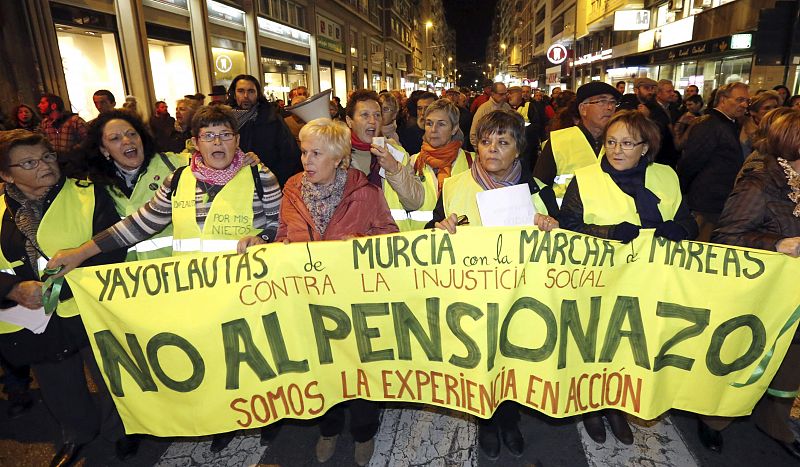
[[94, 167, 282, 252]]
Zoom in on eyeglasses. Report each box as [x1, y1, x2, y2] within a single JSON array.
[[8, 152, 58, 170], [584, 99, 619, 107], [198, 131, 235, 142], [605, 139, 644, 151]]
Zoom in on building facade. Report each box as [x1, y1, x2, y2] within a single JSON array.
[[490, 0, 799, 96], [1, 0, 455, 122]]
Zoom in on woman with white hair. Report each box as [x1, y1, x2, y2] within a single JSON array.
[[276, 118, 397, 465]]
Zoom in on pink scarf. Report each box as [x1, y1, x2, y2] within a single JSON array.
[[190, 149, 246, 186], [471, 157, 522, 190]]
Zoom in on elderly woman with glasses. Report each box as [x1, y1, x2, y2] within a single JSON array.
[[47, 105, 283, 451], [0, 130, 128, 466], [427, 109, 559, 460], [558, 110, 698, 444], [48, 104, 281, 268]]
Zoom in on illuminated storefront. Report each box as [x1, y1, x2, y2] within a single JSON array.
[[51, 4, 125, 121], [258, 17, 310, 102], [146, 23, 196, 111]]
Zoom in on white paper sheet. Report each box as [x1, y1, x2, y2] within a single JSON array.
[[0, 305, 51, 334], [378, 141, 405, 178], [476, 184, 536, 226]]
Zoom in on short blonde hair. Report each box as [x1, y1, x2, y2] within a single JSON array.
[[299, 118, 352, 168]]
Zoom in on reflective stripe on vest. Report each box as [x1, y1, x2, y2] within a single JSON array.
[[171, 167, 259, 254], [408, 210, 434, 222], [442, 171, 550, 226], [576, 163, 682, 225], [135, 236, 174, 253], [172, 238, 239, 253], [549, 126, 603, 201], [390, 209, 408, 221]]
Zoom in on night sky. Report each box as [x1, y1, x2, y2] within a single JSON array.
[[441, 0, 498, 64]]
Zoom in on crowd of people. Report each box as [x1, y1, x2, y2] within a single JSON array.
[[0, 73, 799, 465]]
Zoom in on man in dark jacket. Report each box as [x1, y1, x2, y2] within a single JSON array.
[[227, 74, 301, 187], [677, 81, 750, 242], [149, 101, 176, 152], [397, 91, 436, 156]]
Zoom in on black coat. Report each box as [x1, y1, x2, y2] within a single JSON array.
[[676, 109, 744, 214], [237, 100, 302, 187], [646, 102, 678, 168], [713, 151, 800, 251], [0, 179, 126, 366], [558, 167, 698, 240]]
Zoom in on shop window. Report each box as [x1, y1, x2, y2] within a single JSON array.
[[56, 28, 125, 121], [262, 57, 307, 103], [334, 66, 347, 104], [717, 56, 751, 87], [212, 43, 246, 89], [320, 64, 333, 94], [148, 41, 196, 111]]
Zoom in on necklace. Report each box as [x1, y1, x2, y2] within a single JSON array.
[[777, 157, 800, 218]]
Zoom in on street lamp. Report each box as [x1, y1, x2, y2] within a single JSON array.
[[500, 43, 507, 51], [425, 21, 433, 79]]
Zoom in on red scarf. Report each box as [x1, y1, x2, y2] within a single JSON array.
[[190, 149, 246, 186], [415, 140, 462, 192], [351, 133, 382, 186]]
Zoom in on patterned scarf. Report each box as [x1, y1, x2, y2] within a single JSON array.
[[190, 149, 246, 186], [471, 157, 522, 191], [415, 140, 462, 191], [5, 183, 50, 276], [778, 157, 800, 218], [232, 106, 258, 131], [301, 168, 348, 235], [351, 133, 381, 186]]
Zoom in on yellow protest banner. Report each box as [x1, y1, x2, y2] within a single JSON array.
[[66, 228, 800, 437]]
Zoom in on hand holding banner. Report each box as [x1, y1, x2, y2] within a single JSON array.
[[66, 228, 800, 437]]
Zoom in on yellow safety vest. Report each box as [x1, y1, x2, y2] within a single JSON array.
[[395, 148, 473, 231], [576, 163, 682, 225], [171, 167, 260, 254], [549, 126, 604, 201], [108, 152, 188, 261], [517, 102, 530, 123], [441, 170, 550, 226], [0, 180, 95, 332]]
